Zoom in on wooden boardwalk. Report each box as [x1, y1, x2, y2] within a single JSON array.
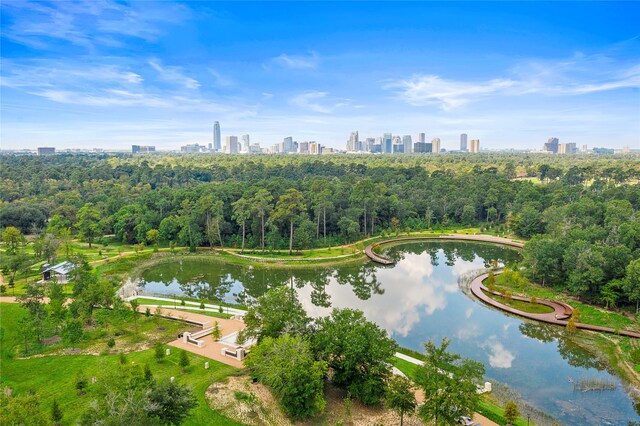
[[470, 272, 640, 339]]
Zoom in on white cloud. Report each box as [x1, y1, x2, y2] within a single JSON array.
[[483, 336, 515, 369], [148, 59, 200, 90], [456, 323, 480, 341], [2, 0, 190, 49], [271, 52, 320, 69], [385, 52, 640, 110], [465, 307, 474, 319], [0, 60, 143, 88], [207, 69, 234, 88], [384, 75, 515, 109], [290, 91, 332, 113]]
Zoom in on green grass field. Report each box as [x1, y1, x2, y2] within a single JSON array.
[[491, 294, 555, 314], [0, 303, 242, 425]]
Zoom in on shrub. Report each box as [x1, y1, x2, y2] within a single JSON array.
[[51, 399, 63, 424], [179, 350, 190, 370], [107, 338, 116, 348], [504, 400, 520, 424], [154, 342, 165, 363], [62, 319, 84, 344], [75, 371, 88, 394]]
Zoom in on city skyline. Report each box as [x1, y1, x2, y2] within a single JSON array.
[[1, 2, 639, 150]]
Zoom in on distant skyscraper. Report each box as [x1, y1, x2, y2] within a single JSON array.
[[225, 136, 238, 154], [558, 142, 576, 154], [347, 131, 359, 151], [365, 137, 375, 153], [544, 137, 559, 153], [132, 145, 155, 154], [402, 135, 412, 154], [299, 141, 309, 154], [383, 133, 393, 154], [213, 121, 221, 151], [242, 134, 250, 152], [460, 133, 468, 152], [414, 141, 428, 153], [37, 147, 55, 155], [181, 143, 202, 153], [431, 138, 441, 153], [283, 137, 294, 153], [470, 139, 480, 153], [418, 133, 426, 143]]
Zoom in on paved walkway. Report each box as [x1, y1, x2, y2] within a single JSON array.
[[365, 234, 524, 265], [143, 306, 247, 369], [470, 271, 640, 339]]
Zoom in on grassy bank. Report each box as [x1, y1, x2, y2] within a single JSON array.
[[0, 303, 241, 425]]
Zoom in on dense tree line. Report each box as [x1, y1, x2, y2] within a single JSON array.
[[1, 153, 639, 307]]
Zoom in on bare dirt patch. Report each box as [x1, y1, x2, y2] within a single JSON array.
[[206, 375, 425, 426]]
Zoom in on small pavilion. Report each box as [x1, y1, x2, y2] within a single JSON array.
[[41, 261, 76, 283]]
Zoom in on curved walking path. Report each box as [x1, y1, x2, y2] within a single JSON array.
[[365, 234, 524, 265], [470, 272, 640, 338], [366, 235, 640, 339]]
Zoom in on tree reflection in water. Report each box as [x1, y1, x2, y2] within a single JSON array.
[[518, 322, 603, 370]]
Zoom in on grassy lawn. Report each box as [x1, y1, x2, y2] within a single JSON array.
[[0, 303, 242, 425], [491, 294, 555, 314]]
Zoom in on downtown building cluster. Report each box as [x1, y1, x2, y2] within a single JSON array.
[[542, 137, 579, 154], [180, 121, 336, 155], [346, 131, 480, 154]]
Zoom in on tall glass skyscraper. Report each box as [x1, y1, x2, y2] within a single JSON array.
[[213, 121, 221, 151], [383, 133, 393, 154]]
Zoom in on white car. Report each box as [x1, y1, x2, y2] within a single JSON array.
[[457, 416, 474, 426]]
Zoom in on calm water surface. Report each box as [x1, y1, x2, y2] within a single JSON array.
[[138, 241, 639, 425]]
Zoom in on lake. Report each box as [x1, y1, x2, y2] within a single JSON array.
[[138, 241, 639, 425]]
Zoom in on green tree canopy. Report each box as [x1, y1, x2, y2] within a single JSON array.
[[312, 308, 397, 405], [240, 285, 310, 342], [245, 334, 327, 420], [415, 338, 485, 425]]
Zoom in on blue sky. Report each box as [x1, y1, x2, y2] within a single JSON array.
[[1, 1, 639, 150]]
